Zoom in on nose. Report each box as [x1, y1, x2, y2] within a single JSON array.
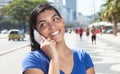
[[48, 22, 56, 31]]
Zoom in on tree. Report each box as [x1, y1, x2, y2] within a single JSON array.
[[3, 0, 47, 33], [101, 0, 120, 36]]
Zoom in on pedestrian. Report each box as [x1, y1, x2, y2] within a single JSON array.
[[86, 27, 90, 37], [91, 26, 96, 46], [99, 26, 103, 35], [22, 3, 95, 74], [75, 28, 78, 33], [77, 26, 83, 40]]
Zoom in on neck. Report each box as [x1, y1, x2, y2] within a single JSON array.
[[56, 40, 71, 57]]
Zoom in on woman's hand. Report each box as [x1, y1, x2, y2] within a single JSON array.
[[39, 35, 60, 74], [39, 35, 58, 60]]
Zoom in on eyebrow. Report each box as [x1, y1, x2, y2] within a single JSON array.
[[51, 14, 59, 18], [37, 13, 59, 25]]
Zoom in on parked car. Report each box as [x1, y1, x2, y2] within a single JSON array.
[[8, 29, 25, 41], [106, 29, 113, 34], [1, 29, 8, 34]]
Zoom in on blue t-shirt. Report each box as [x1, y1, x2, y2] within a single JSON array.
[[22, 49, 94, 74]]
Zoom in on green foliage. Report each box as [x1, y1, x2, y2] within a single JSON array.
[[100, 0, 120, 22], [5, 0, 47, 22], [0, 17, 19, 30], [0, 0, 48, 31], [100, 0, 120, 35], [65, 23, 75, 28]]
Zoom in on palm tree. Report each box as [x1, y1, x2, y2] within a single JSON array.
[[101, 0, 120, 36]]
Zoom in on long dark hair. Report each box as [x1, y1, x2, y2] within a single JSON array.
[[29, 3, 61, 51]]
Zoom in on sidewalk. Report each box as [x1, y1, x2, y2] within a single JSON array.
[[97, 32, 120, 44], [65, 32, 120, 74]]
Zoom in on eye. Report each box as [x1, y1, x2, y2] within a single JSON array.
[[53, 16, 61, 22], [39, 22, 48, 29]]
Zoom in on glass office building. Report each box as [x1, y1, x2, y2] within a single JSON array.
[[66, 0, 77, 24]]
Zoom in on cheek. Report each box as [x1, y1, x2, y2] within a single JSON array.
[[39, 30, 48, 37], [61, 22, 65, 31], [58, 20, 65, 28], [58, 22, 65, 33]]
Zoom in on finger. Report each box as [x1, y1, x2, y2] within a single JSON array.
[[48, 39, 56, 45], [39, 35, 45, 43], [46, 37, 51, 42]]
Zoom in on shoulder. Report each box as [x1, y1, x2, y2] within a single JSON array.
[[23, 50, 48, 62], [72, 49, 92, 62], [72, 49, 94, 70], [22, 50, 49, 73], [72, 49, 88, 56]]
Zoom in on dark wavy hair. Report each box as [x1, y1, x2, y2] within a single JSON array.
[[29, 3, 61, 51]]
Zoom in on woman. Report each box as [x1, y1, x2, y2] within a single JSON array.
[[22, 3, 95, 74]]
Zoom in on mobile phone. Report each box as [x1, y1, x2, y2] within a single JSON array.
[[34, 30, 46, 45]]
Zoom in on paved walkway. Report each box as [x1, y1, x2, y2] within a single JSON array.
[[0, 32, 120, 74], [65, 32, 120, 74]]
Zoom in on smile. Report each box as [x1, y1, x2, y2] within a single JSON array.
[[51, 30, 60, 36]]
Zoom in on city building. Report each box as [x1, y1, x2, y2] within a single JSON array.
[[66, 0, 77, 24], [52, 0, 66, 22]]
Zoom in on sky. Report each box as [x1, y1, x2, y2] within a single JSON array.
[[77, 0, 105, 16], [48, 0, 105, 16], [0, 0, 105, 16]]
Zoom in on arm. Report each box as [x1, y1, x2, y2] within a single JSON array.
[[24, 68, 44, 74], [48, 57, 60, 74], [84, 51, 95, 74], [40, 37, 60, 74], [86, 67, 95, 74]]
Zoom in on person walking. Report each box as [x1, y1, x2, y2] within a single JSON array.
[[22, 3, 95, 74], [86, 27, 90, 37], [91, 26, 96, 46], [77, 26, 83, 40]]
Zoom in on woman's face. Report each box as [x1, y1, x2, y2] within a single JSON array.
[[36, 9, 65, 42]]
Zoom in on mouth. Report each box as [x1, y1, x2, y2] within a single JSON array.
[[51, 30, 60, 36]]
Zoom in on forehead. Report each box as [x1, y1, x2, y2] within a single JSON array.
[[37, 9, 58, 20]]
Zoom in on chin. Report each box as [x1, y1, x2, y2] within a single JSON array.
[[55, 37, 63, 43]]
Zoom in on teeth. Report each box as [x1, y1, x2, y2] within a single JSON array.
[[51, 31, 59, 35]]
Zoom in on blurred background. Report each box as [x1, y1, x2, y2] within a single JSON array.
[[0, 0, 120, 35], [0, 0, 120, 74]]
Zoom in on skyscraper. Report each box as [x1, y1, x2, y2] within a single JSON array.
[[66, 0, 77, 24], [52, 0, 67, 22], [53, 0, 63, 15]]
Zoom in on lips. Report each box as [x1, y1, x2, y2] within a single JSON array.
[[51, 30, 60, 36]]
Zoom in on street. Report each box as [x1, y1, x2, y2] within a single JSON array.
[[0, 32, 120, 74], [0, 34, 30, 55]]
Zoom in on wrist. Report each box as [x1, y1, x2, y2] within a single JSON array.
[[49, 48, 58, 60], [49, 56, 60, 74], [50, 54, 59, 60]]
